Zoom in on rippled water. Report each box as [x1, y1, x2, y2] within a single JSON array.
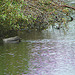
[[27, 39, 75, 75], [0, 1, 75, 75]]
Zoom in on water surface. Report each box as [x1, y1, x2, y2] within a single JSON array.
[[0, 1, 75, 75]]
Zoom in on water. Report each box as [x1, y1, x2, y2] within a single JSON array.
[[0, 1, 75, 75], [64, 0, 75, 7]]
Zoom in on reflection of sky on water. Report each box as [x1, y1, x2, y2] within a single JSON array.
[[28, 40, 75, 75]]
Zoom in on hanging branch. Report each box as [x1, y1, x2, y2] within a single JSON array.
[[50, 1, 75, 10], [60, 5, 75, 10]]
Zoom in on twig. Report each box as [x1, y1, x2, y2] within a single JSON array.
[[60, 5, 75, 10]]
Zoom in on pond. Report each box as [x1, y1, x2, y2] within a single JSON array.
[[0, 1, 75, 75]]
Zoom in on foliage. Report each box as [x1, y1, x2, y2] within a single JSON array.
[[0, 0, 73, 34]]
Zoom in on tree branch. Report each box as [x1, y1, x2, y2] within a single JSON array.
[[60, 5, 75, 10]]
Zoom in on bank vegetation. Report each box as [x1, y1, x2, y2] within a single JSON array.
[[0, 0, 75, 37]]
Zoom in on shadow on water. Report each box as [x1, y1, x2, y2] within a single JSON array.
[[0, 42, 31, 75]]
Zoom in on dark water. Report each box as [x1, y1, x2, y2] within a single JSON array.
[[0, 1, 75, 75]]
